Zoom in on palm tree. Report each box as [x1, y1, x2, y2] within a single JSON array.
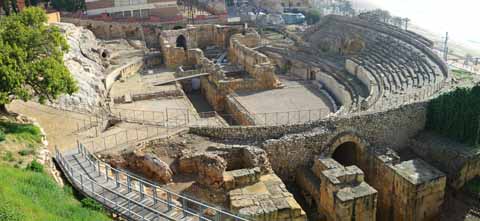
[[403, 18, 411, 30]]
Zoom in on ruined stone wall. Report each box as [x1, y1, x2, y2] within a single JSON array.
[[191, 101, 428, 181], [409, 132, 480, 189], [104, 57, 144, 92], [228, 33, 280, 89], [61, 18, 165, 48], [225, 95, 256, 126], [191, 101, 427, 144], [363, 149, 446, 221], [201, 77, 225, 111], [315, 72, 351, 107], [159, 24, 242, 69]]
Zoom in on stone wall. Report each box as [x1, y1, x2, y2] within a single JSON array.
[[228, 33, 281, 89], [345, 59, 381, 107], [191, 101, 427, 182], [191, 101, 426, 142], [367, 151, 446, 221], [297, 157, 378, 221], [409, 131, 480, 189], [159, 24, 242, 69], [61, 18, 164, 47], [104, 57, 144, 92], [225, 94, 256, 126]]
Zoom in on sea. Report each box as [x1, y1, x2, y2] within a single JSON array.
[[354, 0, 480, 54]]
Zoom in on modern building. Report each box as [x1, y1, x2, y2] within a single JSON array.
[[85, 0, 180, 20], [280, 0, 310, 10]]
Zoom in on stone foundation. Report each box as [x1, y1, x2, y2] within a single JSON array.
[[297, 157, 377, 221]]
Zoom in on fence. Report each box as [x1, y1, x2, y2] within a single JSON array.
[[80, 124, 187, 154], [107, 80, 447, 129], [366, 80, 447, 112], [55, 145, 249, 221]]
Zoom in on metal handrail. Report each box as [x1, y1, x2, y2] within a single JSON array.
[[55, 149, 176, 221], [71, 144, 250, 221]]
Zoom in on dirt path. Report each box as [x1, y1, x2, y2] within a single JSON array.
[[7, 101, 97, 152]]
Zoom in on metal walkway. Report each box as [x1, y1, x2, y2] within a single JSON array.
[[55, 144, 249, 221], [153, 73, 210, 86]]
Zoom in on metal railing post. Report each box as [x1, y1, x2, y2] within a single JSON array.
[[167, 192, 172, 210], [114, 171, 120, 188], [80, 174, 84, 191], [182, 198, 188, 216], [97, 161, 101, 176], [140, 182, 144, 199], [127, 176, 132, 193], [153, 188, 158, 205], [105, 165, 109, 181]]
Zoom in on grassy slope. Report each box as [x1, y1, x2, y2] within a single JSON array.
[[0, 119, 111, 221], [0, 165, 111, 221]]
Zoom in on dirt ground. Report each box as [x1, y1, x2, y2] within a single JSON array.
[[7, 101, 95, 152]]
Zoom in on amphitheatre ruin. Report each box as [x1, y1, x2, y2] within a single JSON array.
[[14, 10, 480, 221]]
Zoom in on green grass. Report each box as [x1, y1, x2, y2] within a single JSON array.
[[0, 164, 111, 221], [452, 69, 474, 81], [0, 121, 42, 145]]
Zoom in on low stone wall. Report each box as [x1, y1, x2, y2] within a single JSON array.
[[225, 94, 256, 126], [228, 33, 280, 89], [409, 131, 480, 189], [191, 101, 427, 144], [345, 59, 381, 107], [104, 57, 144, 92], [316, 72, 351, 107], [191, 101, 427, 183], [144, 52, 163, 67], [113, 90, 183, 104]]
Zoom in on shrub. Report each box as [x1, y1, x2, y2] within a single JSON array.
[[2, 151, 14, 162], [25, 160, 43, 173], [80, 198, 103, 211], [0, 129, 5, 142], [18, 149, 35, 156], [427, 85, 480, 146]]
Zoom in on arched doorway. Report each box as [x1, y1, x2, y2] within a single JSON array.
[[332, 142, 358, 166], [176, 35, 187, 50]]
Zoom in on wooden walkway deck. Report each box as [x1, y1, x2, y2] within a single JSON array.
[[55, 145, 249, 221]]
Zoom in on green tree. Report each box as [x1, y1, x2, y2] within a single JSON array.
[[51, 0, 85, 12], [0, 7, 77, 113], [305, 8, 321, 25]]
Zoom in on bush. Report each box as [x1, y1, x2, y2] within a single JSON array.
[[427, 85, 480, 146], [2, 151, 14, 162], [80, 198, 103, 211], [18, 149, 35, 156], [304, 9, 321, 25], [25, 160, 43, 173], [0, 129, 5, 142]]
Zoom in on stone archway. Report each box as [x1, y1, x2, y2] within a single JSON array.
[[332, 141, 358, 166], [176, 35, 187, 50], [326, 132, 368, 169]]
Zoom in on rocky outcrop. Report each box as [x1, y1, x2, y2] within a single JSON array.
[[177, 153, 227, 189], [107, 151, 173, 183], [52, 22, 107, 112]]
